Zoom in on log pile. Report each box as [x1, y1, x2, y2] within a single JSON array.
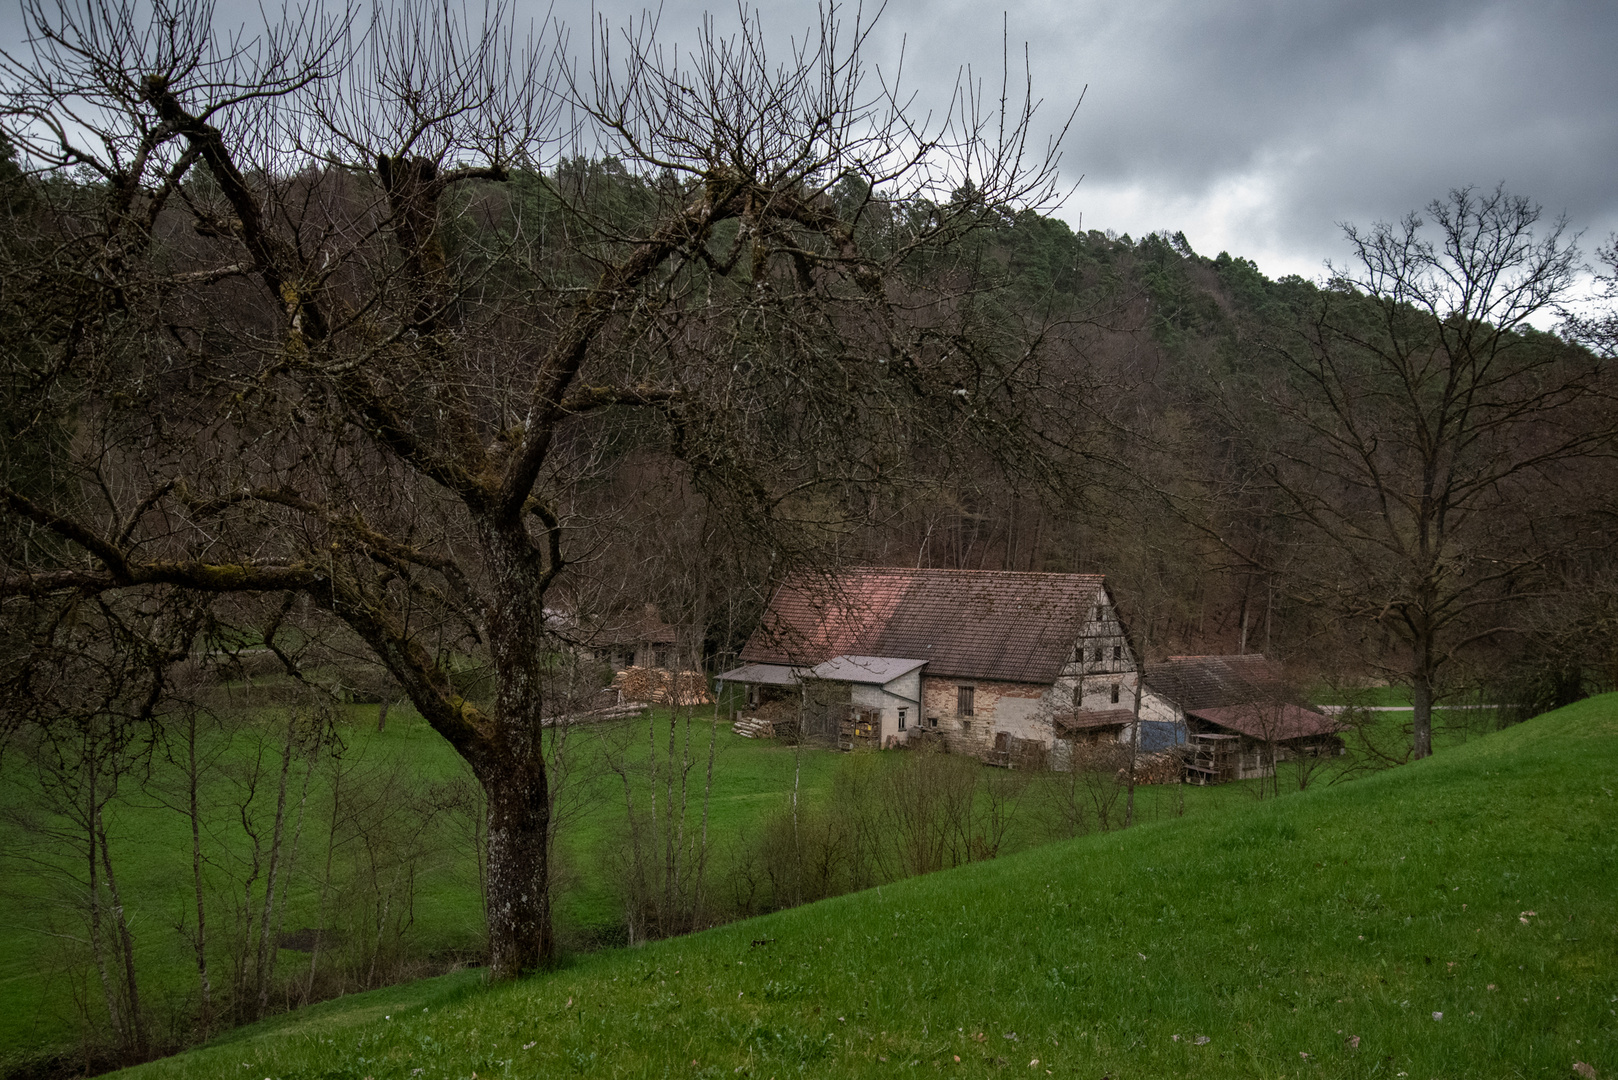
[[612, 666, 714, 706], [541, 702, 647, 728], [732, 716, 775, 738], [1130, 749, 1188, 785]]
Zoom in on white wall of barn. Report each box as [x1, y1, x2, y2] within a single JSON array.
[[848, 666, 924, 744]]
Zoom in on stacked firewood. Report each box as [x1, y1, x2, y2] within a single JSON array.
[[1130, 749, 1189, 785], [732, 716, 775, 738], [612, 666, 714, 706]]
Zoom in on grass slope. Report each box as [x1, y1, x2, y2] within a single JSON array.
[[112, 695, 1618, 1079]]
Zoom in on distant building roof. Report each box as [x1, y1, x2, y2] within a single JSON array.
[[716, 662, 805, 687], [808, 655, 928, 684], [1145, 654, 1339, 741], [1145, 654, 1295, 712], [739, 567, 1107, 684], [593, 603, 680, 647]]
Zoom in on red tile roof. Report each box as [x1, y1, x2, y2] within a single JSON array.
[[739, 567, 1106, 684]]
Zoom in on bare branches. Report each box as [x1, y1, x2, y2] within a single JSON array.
[[1243, 187, 1616, 756], [0, 0, 1078, 976]]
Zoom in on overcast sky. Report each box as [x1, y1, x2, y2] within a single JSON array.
[[6, 0, 1612, 287], [532, 0, 1618, 287]]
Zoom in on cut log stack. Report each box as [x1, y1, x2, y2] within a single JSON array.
[[732, 716, 775, 738], [540, 702, 647, 727], [1131, 749, 1188, 785], [612, 666, 714, 706]]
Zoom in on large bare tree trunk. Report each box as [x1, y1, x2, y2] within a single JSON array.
[[480, 764, 553, 977], [1411, 641, 1435, 760], [477, 524, 556, 975]]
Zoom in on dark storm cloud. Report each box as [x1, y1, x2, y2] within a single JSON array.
[[5, 0, 1611, 279]]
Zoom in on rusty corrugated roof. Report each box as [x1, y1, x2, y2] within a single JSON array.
[[738, 567, 1106, 684], [1188, 704, 1341, 741]]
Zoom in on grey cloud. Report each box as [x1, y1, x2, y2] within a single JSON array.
[[4, 0, 1611, 278]]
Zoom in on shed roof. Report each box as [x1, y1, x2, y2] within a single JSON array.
[[808, 655, 928, 684], [1188, 704, 1341, 741], [716, 662, 806, 686], [1144, 654, 1295, 712], [739, 568, 1107, 684], [593, 603, 680, 646], [1054, 708, 1136, 734]]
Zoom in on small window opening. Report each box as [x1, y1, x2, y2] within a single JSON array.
[[929, 715, 938, 728], [957, 685, 975, 717], [1072, 685, 1081, 707], [1111, 683, 1121, 704], [1093, 647, 1103, 662], [898, 708, 907, 731], [1113, 645, 1122, 660]]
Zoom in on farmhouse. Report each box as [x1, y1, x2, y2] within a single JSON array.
[[720, 567, 1141, 756], [1139, 654, 1343, 783]]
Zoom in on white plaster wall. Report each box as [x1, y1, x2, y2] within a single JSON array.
[[887, 668, 923, 740], [1137, 688, 1181, 725], [851, 668, 925, 743], [993, 692, 1052, 744]]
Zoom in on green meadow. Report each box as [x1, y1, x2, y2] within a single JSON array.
[[97, 694, 1617, 1079], [0, 696, 1237, 1069]]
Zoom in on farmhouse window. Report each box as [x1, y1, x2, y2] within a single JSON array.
[[957, 686, 975, 717], [1093, 647, 1103, 662], [928, 715, 939, 728], [1111, 683, 1121, 704], [1071, 685, 1081, 707], [1113, 645, 1122, 660], [898, 708, 907, 731]]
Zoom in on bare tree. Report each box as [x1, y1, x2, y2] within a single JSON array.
[[1247, 186, 1615, 758], [0, 0, 1073, 975]]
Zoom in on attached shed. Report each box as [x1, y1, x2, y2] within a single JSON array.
[[1141, 654, 1343, 783], [805, 655, 926, 748]]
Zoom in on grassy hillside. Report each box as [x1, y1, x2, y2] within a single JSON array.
[[111, 695, 1618, 1079]]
